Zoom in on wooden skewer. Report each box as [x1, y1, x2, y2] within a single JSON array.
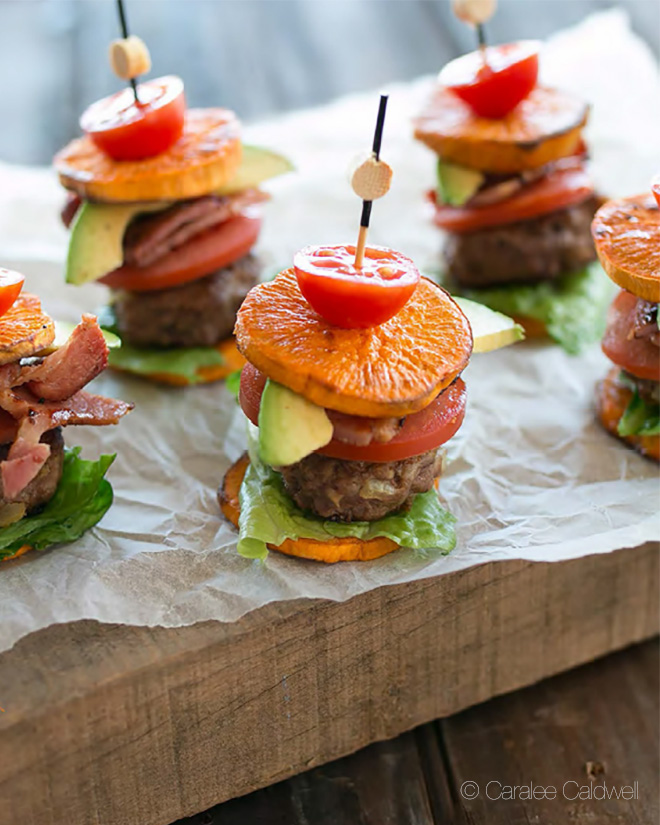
[[353, 95, 390, 269]]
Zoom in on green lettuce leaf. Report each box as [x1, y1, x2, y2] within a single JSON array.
[[237, 427, 456, 560], [460, 263, 615, 355], [617, 377, 660, 437], [97, 304, 225, 383], [108, 344, 224, 383], [0, 448, 115, 560]]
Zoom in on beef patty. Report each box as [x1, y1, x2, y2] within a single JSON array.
[[0, 428, 64, 512], [279, 447, 443, 523], [112, 253, 261, 349], [444, 197, 599, 288]]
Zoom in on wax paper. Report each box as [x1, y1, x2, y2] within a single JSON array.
[[0, 10, 657, 653]]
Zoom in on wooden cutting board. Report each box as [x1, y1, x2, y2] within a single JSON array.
[[0, 542, 657, 825]]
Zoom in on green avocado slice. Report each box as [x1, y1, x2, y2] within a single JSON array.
[[258, 379, 333, 467], [65, 200, 167, 286], [437, 159, 484, 207], [216, 144, 293, 195]]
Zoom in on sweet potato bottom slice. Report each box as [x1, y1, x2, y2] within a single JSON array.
[[219, 453, 399, 563], [1, 545, 32, 564], [596, 367, 659, 462]]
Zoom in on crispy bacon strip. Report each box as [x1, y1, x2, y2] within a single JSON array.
[[0, 315, 108, 400], [124, 190, 268, 268], [0, 388, 133, 500], [326, 410, 404, 446], [25, 314, 108, 400]]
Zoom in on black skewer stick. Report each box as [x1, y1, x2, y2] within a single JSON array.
[[355, 94, 389, 268], [116, 0, 139, 102], [476, 22, 487, 50]]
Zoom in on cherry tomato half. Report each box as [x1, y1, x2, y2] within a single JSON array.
[[432, 165, 593, 233], [80, 75, 186, 161], [602, 290, 660, 382], [293, 244, 420, 328], [239, 362, 467, 463], [100, 212, 261, 292], [0, 269, 25, 319], [652, 173, 660, 209], [439, 40, 540, 119]]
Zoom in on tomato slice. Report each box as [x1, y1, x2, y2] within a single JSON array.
[[0, 269, 25, 319], [439, 41, 540, 119], [100, 212, 261, 292], [239, 363, 467, 463], [602, 290, 660, 382], [432, 166, 593, 233], [293, 244, 420, 328], [80, 76, 186, 161]]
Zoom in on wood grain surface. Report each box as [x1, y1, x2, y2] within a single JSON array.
[[0, 544, 657, 825], [175, 640, 658, 824]]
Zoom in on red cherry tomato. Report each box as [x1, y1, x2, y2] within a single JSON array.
[[293, 244, 420, 328], [239, 363, 467, 463], [100, 212, 261, 292], [0, 269, 25, 318], [439, 41, 540, 119], [652, 174, 660, 209], [602, 290, 660, 382], [432, 166, 593, 233], [80, 76, 186, 161]]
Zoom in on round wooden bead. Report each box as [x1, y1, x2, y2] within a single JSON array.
[[350, 154, 393, 201], [452, 0, 496, 25], [109, 35, 152, 81]]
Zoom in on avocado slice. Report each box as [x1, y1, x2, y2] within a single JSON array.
[[453, 297, 524, 353], [66, 200, 168, 286], [216, 144, 293, 195], [437, 160, 484, 207], [258, 379, 333, 467]]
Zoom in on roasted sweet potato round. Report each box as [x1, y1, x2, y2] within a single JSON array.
[[0, 293, 55, 366], [218, 453, 399, 563], [592, 193, 660, 303], [235, 270, 473, 418], [414, 86, 588, 173], [54, 108, 242, 202]]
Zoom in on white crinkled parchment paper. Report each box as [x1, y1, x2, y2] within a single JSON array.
[[0, 10, 658, 653]]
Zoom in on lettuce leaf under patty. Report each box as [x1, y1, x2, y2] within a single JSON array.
[[107, 343, 224, 383], [0, 448, 115, 561], [98, 304, 225, 383], [459, 263, 615, 355], [617, 375, 660, 437], [236, 424, 456, 561]]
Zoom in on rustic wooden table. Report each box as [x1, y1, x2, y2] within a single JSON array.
[[173, 639, 659, 825]]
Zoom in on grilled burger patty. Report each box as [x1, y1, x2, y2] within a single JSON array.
[[279, 447, 443, 523], [112, 253, 261, 349], [444, 197, 599, 288], [0, 428, 64, 512]]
